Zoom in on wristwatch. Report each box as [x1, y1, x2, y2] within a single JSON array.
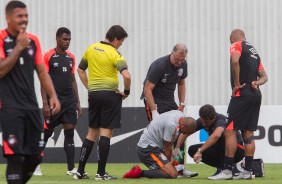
[[179, 102, 186, 106]]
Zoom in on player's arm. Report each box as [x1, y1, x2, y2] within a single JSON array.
[[144, 80, 157, 111], [177, 79, 186, 112], [72, 73, 82, 116], [77, 68, 88, 89], [193, 126, 224, 163], [41, 83, 51, 119], [0, 30, 30, 78], [163, 140, 173, 161], [231, 52, 244, 96], [252, 64, 268, 89], [36, 63, 60, 115], [116, 69, 131, 99]]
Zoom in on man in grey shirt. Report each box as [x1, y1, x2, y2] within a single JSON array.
[[123, 110, 197, 179]]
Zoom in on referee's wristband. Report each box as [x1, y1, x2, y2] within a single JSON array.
[[124, 89, 130, 95]]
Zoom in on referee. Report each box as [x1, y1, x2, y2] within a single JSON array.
[[74, 25, 131, 180]]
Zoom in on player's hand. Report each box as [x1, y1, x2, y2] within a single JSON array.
[[42, 103, 51, 120], [76, 102, 82, 117], [177, 105, 185, 112], [48, 96, 61, 115], [16, 29, 30, 51], [193, 151, 202, 164], [151, 110, 159, 120], [116, 91, 128, 100], [232, 83, 245, 97], [251, 81, 259, 89], [172, 148, 182, 159]]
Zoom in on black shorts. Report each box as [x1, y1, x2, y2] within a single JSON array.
[[137, 145, 170, 170], [227, 95, 262, 131], [45, 100, 77, 130], [88, 91, 122, 129], [0, 108, 44, 156]]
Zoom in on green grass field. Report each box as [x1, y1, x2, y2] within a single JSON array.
[[0, 163, 281, 184]]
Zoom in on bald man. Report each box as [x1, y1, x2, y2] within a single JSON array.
[[213, 29, 268, 180], [140, 43, 197, 177], [123, 110, 196, 179]]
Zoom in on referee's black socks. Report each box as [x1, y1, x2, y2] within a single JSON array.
[[77, 138, 94, 174], [97, 136, 110, 176]]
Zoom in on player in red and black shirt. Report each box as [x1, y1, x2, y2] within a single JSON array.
[[40, 27, 82, 175], [215, 29, 268, 180], [0, 1, 60, 184]]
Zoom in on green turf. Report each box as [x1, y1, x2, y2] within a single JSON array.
[[0, 163, 281, 183]]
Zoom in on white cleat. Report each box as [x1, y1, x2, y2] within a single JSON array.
[[66, 168, 77, 176], [33, 165, 43, 176], [233, 170, 253, 180], [208, 169, 232, 180], [177, 168, 198, 178]]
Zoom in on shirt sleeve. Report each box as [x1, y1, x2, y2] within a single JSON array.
[[230, 41, 242, 56], [259, 59, 265, 70], [146, 61, 165, 85], [29, 34, 42, 65], [113, 51, 128, 72], [67, 51, 76, 73], [43, 52, 50, 72], [181, 61, 188, 79], [0, 37, 5, 59], [79, 49, 89, 70]]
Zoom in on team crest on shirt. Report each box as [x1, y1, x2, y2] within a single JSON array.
[[8, 135, 17, 147], [28, 48, 34, 56], [6, 48, 13, 55], [53, 62, 59, 67], [178, 68, 183, 76], [159, 153, 167, 161], [4, 36, 13, 43]]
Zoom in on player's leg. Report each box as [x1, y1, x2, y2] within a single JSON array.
[[95, 91, 122, 180], [62, 101, 78, 174], [22, 109, 44, 183], [124, 146, 177, 178], [22, 154, 42, 183], [74, 127, 99, 179], [63, 123, 76, 174], [0, 109, 27, 183]]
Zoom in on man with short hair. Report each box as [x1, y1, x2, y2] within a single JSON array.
[[174, 104, 245, 179], [123, 110, 196, 179], [0, 1, 60, 183], [74, 25, 131, 180], [214, 29, 268, 180], [35, 27, 81, 176], [140, 43, 197, 177]]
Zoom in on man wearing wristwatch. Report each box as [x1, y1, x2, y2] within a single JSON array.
[[174, 104, 245, 179], [140, 43, 197, 178]]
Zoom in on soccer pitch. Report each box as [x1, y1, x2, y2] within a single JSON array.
[[0, 163, 281, 183]]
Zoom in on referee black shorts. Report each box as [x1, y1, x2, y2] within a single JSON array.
[[227, 95, 262, 131], [0, 108, 44, 156], [88, 91, 122, 129]]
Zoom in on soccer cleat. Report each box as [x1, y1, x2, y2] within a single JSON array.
[[233, 170, 252, 180], [66, 168, 77, 176], [177, 168, 198, 178], [208, 169, 233, 180], [73, 172, 89, 179], [123, 165, 142, 178], [33, 165, 43, 176], [95, 172, 118, 180], [210, 168, 222, 177]]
